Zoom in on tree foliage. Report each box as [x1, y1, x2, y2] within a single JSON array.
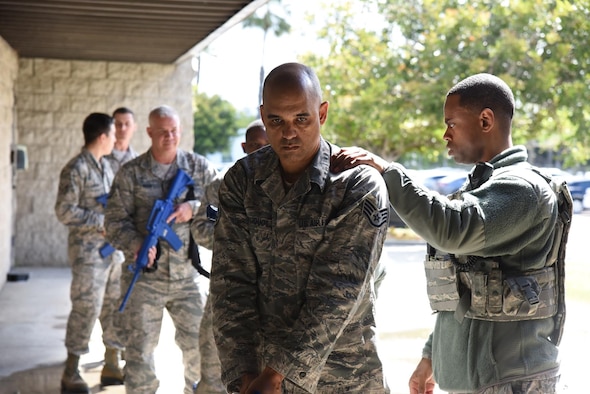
[[193, 89, 241, 155], [301, 0, 590, 167]]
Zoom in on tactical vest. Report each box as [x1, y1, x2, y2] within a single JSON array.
[[424, 164, 572, 345]]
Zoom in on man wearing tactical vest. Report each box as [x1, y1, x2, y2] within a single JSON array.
[[331, 73, 571, 394]]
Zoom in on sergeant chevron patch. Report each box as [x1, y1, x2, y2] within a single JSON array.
[[400, 172, 412, 187], [363, 199, 389, 227]]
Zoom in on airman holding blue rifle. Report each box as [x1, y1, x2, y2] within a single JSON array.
[[105, 105, 218, 394]]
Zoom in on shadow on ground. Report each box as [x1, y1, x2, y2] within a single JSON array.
[[0, 363, 63, 394]]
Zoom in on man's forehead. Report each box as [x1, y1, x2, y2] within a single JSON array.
[[150, 115, 179, 125], [248, 127, 266, 137]]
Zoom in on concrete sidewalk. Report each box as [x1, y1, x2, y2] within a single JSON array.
[[0, 232, 586, 393], [0, 267, 186, 394]]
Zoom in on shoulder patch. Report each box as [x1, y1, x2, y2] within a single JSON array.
[[400, 172, 412, 187], [363, 199, 389, 227]]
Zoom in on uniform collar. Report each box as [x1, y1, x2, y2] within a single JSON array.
[[138, 148, 191, 172], [254, 137, 333, 193], [488, 145, 528, 169]]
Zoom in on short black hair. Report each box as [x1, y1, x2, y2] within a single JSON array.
[[83, 113, 113, 145], [112, 107, 135, 118], [447, 73, 515, 121]]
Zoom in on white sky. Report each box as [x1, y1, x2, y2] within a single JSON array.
[[195, 0, 328, 114]]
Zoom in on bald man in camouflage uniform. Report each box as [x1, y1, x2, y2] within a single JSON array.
[[209, 63, 390, 394], [55, 112, 125, 393], [105, 105, 217, 394]]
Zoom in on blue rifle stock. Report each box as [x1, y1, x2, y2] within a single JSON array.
[[96, 194, 115, 258], [118, 169, 195, 312]]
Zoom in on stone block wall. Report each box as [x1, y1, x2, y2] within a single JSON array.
[[0, 37, 18, 287], [14, 58, 196, 266]]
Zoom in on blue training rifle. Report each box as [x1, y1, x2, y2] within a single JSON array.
[[118, 169, 194, 312]]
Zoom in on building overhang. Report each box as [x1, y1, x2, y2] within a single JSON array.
[[0, 0, 270, 63]]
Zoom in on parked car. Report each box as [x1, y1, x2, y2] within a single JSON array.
[[412, 167, 469, 192], [538, 167, 573, 181], [583, 187, 590, 211], [435, 172, 469, 195], [567, 178, 590, 214]]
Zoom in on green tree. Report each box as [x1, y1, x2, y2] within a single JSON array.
[[302, 0, 590, 167], [193, 90, 241, 155], [243, 0, 291, 106]]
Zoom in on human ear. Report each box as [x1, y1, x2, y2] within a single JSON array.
[[319, 101, 329, 125], [480, 108, 494, 131]]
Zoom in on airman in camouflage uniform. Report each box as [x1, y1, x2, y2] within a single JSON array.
[[332, 74, 568, 394], [209, 63, 390, 394], [105, 105, 217, 394], [55, 112, 124, 393], [104, 106, 139, 174], [101, 106, 139, 384], [191, 119, 269, 394]]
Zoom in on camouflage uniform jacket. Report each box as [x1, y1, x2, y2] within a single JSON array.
[[105, 146, 139, 174], [381, 146, 560, 391], [55, 148, 113, 255], [210, 139, 390, 393], [190, 174, 223, 250], [105, 148, 217, 281]]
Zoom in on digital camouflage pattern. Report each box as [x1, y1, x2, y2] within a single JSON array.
[[105, 148, 217, 394], [193, 299, 226, 394], [424, 257, 559, 322], [103, 143, 138, 352], [210, 139, 390, 394], [105, 145, 139, 174], [191, 175, 223, 250], [190, 174, 227, 394], [55, 148, 123, 355]]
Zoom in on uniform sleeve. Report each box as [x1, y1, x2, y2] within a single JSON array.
[[104, 168, 143, 254], [190, 175, 222, 250], [54, 162, 103, 231], [382, 164, 552, 257], [209, 165, 261, 389], [188, 155, 219, 215], [422, 332, 433, 359]]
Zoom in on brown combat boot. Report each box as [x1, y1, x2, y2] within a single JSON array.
[[61, 353, 89, 394], [100, 347, 125, 386]]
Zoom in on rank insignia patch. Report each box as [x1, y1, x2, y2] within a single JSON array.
[[400, 172, 412, 187], [363, 199, 389, 227]]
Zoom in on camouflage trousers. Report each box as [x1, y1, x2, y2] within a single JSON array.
[[194, 297, 226, 394], [120, 274, 204, 394], [449, 373, 560, 394], [65, 253, 123, 354]]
